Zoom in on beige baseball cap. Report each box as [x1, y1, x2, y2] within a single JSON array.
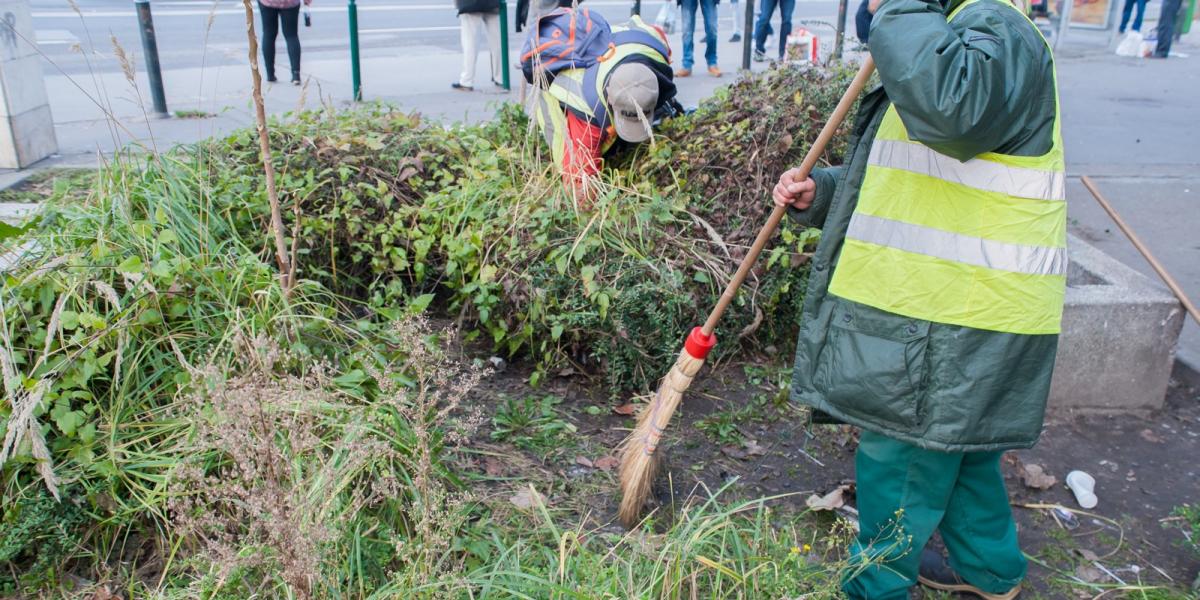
[[606, 62, 659, 143]]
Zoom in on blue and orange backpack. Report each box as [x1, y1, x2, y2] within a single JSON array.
[[520, 7, 614, 84]]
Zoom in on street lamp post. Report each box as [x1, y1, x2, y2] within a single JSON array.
[[498, 0, 511, 90], [348, 0, 362, 100], [134, 0, 169, 116]]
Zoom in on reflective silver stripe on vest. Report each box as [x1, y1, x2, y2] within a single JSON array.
[[535, 93, 556, 147], [553, 75, 587, 106], [846, 212, 1068, 276], [868, 139, 1066, 202]]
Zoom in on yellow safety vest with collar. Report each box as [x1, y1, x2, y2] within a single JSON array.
[[828, 0, 1066, 336], [533, 16, 670, 160]]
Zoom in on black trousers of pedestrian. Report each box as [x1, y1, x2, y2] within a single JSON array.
[[1154, 0, 1183, 57], [259, 3, 301, 79]]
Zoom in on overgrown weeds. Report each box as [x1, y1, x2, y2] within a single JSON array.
[[0, 63, 873, 596]]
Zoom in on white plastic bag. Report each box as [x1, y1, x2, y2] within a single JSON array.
[[1139, 30, 1157, 57], [785, 28, 819, 63], [1115, 31, 1142, 57], [655, 2, 680, 34]]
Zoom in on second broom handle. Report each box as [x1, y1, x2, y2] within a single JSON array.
[[702, 56, 876, 335], [1081, 175, 1200, 325]]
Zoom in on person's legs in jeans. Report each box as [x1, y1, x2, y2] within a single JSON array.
[[1131, 0, 1147, 31], [458, 13, 482, 87], [842, 431, 962, 600], [258, 3, 280, 80], [1154, 0, 1182, 56], [680, 0, 699, 70], [1119, 0, 1133, 32], [775, 0, 794, 59], [937, 450, 1027, 595], [279, 5, 301, 80], [752, 0, 778, 54], [698, 0, 719, 67]]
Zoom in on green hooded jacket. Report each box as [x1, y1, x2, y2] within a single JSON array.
[[787, 0, 1060, 452]]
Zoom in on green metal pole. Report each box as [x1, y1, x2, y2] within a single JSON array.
[[348, 0, 362, 101], [499, 0, 511, 90]]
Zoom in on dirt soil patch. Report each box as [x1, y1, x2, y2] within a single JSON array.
[[465, 354, 1200, 599]]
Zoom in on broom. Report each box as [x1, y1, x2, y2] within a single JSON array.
[[617, 57, 877, 528]]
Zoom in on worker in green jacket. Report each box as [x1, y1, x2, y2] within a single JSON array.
[[772, 0, 1064, 597]]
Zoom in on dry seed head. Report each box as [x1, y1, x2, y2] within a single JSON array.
[[110, 35, 136, 86]]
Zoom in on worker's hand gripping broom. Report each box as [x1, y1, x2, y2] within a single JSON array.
[[617, 57, 877, 528]]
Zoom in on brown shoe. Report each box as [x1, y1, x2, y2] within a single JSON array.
[[674, 68, 692, 77], [918, 549, 1021, 600], [708, 65, 722, 77]]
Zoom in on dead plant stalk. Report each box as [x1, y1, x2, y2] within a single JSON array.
[[240, 0, 293, 293]]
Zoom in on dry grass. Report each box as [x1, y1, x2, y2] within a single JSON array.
[[166, 317, 488, 597]]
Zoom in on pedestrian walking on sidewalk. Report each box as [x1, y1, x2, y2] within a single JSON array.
[[752, 0, 794, 62], [259, 0, 310, 85], [676, 0, 722, 77], [453, 0, 503, 91], [1152, 0, 1185, 57], [1117, 0, 1148, 32], [771, 0, 1066, 596]]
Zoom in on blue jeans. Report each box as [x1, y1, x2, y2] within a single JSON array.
[[1118, 0, 1147, 32], [753, 0, 794, 58], [681, 0, 719, 69]]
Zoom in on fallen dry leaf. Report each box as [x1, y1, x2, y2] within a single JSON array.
[[743, 439, 767, 456], [612, 403, 638, 416], [90, 587, 118, 600], [1076, 548, 1100, 562], [483, 457, 505, 477], [575, 456, 594, 468], [509, 486, 546, 511], [1074, 564, 1105, 583], [721, 445, 748, 460], [1139, 428, 1164, 443], [806, 485, 850, 511], [593, 456, 619, 471], [1022, 464, 1058, 490]]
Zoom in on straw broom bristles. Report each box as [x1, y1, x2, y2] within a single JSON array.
[[618, 347, 705, 527]]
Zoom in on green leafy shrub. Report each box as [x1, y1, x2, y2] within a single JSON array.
[[185, 65, 858, 392], [0, 485, 87, 592], [491, 395, 577, 456]]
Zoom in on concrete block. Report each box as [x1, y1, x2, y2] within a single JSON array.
[[0, 0, 39, 61], [0, 54, 50, 116], [0, 104, 56, 168], [1049, 235, 1185, 413]]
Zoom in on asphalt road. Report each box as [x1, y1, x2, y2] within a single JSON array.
[[30, 0, 845, 75]]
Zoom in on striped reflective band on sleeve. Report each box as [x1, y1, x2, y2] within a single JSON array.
[[535, 94, 557, 147], [868, 139, 1066, 202], [846, 212, 1068, 276]]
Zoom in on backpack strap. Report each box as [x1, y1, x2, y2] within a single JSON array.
[[610, 30, 669, 61]]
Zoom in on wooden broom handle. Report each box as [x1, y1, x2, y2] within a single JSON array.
[[701, 57, 876, 336], [1080, 175, 1200, 326]]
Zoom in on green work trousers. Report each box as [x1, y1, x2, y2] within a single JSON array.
[[841, 431, 1026, 599]]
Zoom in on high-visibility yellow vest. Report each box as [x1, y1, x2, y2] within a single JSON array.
[[532, 17, 670, 160], [828, 0, 1066, 335]]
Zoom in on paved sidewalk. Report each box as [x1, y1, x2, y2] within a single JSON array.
[[38, 30, 788, 164]]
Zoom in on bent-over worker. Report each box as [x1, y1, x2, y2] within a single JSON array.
[[526, 12, 680, 204]]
